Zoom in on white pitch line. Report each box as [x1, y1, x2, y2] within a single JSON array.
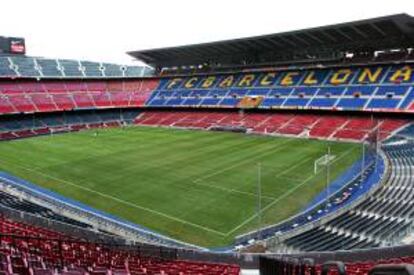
[[0, 161, 227, 237], [193, 138, 295, 183], [274, 175, 307, 183], [274, 156, 312, 178], [225, 146, 359, 236], [225, 173, 316, 236], [194, 180, 277, 200]]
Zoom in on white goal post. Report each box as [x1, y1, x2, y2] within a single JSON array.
[[314, 154, 336, 174]]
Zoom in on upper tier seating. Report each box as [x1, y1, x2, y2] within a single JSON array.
[[0, 57, 16, 76], [0, 56, 151, 78], [134, 111, 407, 141], [148, 64, 414, 112], [0, 79, 159, 115]]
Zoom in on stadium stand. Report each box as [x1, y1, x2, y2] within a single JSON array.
[[10, 56, 41, 77], [147, 64, 414, 113], [0, 57, 16, 77], [0, 218, 240, 275], [134, 110, 407, 142], [0, 56, 152, 78], [0, 79, 158, 115], [0, 109, 140, 141], [260, 255, 414, 275], [267, 126, 414, 253], [234, 152, 382, 246], [1, 14, 414, 274], [0, 190, 91, 229]]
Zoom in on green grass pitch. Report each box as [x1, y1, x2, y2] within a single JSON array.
[[0, 126, 361, 247]]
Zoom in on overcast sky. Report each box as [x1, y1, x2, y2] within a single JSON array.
[[1, 0, 413, 65]]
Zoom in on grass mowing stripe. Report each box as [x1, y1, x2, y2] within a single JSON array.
[[0, 126, 361, 247], [193, 137, 295, 183], [194, 180, 277, 200], [0, 160, 227, 237], [225, 145, 360, 236], [225, 173, 315, 236]]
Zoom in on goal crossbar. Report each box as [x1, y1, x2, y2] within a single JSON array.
[[314, 154, 336, 174]]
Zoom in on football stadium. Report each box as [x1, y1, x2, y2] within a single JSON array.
[[1, 6, 414, 274]]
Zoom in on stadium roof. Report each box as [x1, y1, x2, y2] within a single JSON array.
[[128, 14, 414, 69]]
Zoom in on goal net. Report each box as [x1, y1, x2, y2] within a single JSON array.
[[314, 154, 336, 174]]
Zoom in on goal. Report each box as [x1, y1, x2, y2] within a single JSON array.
[[314, 154, 336, 174]]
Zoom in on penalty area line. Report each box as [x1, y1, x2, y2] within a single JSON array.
[[194, 180, 277, 200], [0, 161, 227, 237], [224, 173, 315, 236], [193, 138, 296, 184], [224, 145, 359, 236]]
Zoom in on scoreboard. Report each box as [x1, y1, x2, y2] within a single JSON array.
[[0, 36, 26, 55]]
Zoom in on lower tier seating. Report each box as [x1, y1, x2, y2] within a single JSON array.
[[134, 111, 407, 141], [261, 255, 414, 275], [280, 128, 414, 252], [0, 109, 140, 141], [0, 216, 66, 240], [0, 217, 240, 275], [0, 191, 91, 230]]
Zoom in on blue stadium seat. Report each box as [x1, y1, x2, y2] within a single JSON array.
[[375, 85, 409, 96], [193, 90, 211, 97], [292, 87, 318, 96], [165, 97, 185, 106], [317, 87, 345, 96], [229, 89, 248, 96], [366, 98, 401, 109], [398, 87, 414, 109], [283, 98, 310, 107], [272, 88, 293, 96], [219, 97, 241, 106], [308, 98, 337, 107], [345, 86, 376, 96], [337, 98, 367, 109], [247, 88, 270, 96], [148, 98, 167, 106], [201, 98, 221, 105], [182, 98, 202, 105], [261, 98, 285, 107]]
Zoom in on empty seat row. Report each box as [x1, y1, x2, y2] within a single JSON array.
[[0, 216, 239, 275], [0, 56, 150, 78], [281, 127, 414, 252], [0, 79, 159, 115], [134, 111, 407, 142]]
